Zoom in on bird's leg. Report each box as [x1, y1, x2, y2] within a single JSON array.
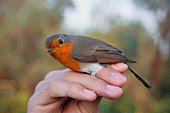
[[90, 71, 97, 77]]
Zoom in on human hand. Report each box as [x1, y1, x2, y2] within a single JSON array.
[[27, 63, 128, 113]]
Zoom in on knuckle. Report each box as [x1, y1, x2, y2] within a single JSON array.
[[45, 71, 58, 79], [35, 80, 47, 91]]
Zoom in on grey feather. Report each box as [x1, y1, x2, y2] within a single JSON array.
[[69, 35, 136, 64]]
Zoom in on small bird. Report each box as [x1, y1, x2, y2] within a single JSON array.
[[45, 34, 151, 89]]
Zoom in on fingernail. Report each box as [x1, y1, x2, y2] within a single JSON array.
[[84, 89, 95, 95], [106, 85, 122, 93]]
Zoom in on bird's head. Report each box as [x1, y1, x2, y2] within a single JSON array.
[[45, 34, 69, 53]]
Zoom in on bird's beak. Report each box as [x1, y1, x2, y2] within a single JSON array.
[[47, 48, 54, 53]]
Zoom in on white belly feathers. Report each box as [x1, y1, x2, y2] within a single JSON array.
[[80, 63, 103, 76]]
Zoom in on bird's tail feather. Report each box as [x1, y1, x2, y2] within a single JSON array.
[[128, 67, 152, 89]]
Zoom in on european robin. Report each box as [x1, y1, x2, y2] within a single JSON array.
[[45, 34, 151, 89]]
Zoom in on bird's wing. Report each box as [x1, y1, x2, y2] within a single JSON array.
[[71, 41, 136, 64]]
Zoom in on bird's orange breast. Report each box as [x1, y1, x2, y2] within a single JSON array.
[[49, 43, 81, 71]]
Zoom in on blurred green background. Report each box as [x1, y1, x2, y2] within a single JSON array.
[[0, 0, 170, 113]]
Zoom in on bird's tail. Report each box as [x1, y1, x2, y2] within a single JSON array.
[[128, 67, 152, 89]]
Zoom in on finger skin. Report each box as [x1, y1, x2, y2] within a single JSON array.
[[30, 72, 97, 105], [48, 79, 97, 101], [63, 70, 126, 99], [27, 74, 97, 113], [110, 63, 128, 73], [44, 69, 71, 80], [97, 66, 127, 87], [27, 63, 128, 113]]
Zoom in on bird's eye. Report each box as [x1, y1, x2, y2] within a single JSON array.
[[58, 38, 64, 44]]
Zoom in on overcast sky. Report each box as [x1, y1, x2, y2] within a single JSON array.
[[62, 0, 159, 36]]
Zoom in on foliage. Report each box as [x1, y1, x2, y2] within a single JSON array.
[[0, 0, 169, 113], [0, 91, 29, 113]]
